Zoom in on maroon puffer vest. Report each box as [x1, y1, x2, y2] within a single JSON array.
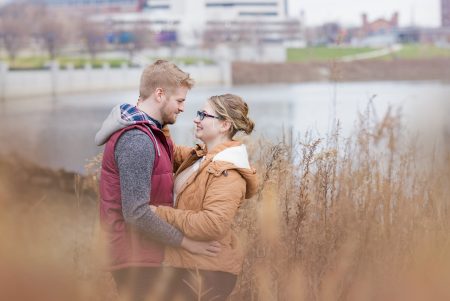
[[99, 122, 174, 270]]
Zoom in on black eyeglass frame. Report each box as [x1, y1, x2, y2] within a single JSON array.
[[196, 110, 222, 121]]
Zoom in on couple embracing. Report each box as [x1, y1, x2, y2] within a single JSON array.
[[95, 60, 257, 301]]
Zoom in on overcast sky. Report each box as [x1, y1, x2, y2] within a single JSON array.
[[288, 0, 441, 27]]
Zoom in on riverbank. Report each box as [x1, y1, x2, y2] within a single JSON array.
[[232, 58, 450, 85]]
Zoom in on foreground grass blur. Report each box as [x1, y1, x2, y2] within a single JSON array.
[[233, 107, 450, 300], [0, 106, 448, 300]]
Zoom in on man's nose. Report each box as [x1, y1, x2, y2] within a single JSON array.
[[179, 103, 184, 112]]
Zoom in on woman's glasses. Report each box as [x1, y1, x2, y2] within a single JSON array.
[[196, 111, 221, 121]]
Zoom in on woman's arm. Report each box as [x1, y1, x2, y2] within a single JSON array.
[[162, 125, 196, 170], [155, 170, 246, 240], [173, 144, 195, 171]]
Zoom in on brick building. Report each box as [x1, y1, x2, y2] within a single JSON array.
[[360, 12, 399, 37]]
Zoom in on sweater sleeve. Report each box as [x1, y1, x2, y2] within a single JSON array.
[[115, 129, 183, 246], [155, 170, 245, 240]]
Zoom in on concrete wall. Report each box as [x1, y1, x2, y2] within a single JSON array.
[[0, 62, 231, 100]]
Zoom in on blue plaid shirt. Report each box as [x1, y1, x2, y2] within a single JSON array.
[[120, 103, 162, 130]]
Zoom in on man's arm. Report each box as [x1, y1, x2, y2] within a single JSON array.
[[115, 129, 184, 246]]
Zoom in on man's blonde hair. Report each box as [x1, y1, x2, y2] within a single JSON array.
[[139, 60, 195, 99]]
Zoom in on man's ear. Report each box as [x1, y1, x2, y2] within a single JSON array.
[[154, 88, 164, 102]]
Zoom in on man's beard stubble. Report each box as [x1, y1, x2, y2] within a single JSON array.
[[160, 101, 176, 126]]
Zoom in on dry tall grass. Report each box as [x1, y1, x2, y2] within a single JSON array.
[[232, 106, 450, 301], [0, 106, 449, 301]]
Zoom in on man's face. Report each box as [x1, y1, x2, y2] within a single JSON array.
[[160, 86, 189, 125]]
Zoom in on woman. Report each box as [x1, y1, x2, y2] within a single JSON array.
[[152, 93, 258, 300]]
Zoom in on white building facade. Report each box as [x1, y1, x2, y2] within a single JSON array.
[[91, 0, 302, 61], [142, 0, 301, 46]]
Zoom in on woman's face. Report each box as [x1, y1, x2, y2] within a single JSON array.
[[194, 102, 224, 143]]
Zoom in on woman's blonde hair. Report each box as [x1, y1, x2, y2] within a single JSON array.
[[208, 94, 255, 137], [139, 60, 195, 99]]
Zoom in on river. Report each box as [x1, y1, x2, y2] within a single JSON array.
[[0, 81, 448, 173]]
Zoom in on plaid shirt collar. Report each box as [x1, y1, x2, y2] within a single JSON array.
[[120, 103, 162, 130]]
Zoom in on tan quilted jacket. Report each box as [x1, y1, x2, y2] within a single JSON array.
[[155, 140, 258, 275]]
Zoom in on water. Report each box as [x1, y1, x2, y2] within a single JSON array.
[[0, 81, 449, 173]]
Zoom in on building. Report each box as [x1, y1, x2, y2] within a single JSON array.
[[442, 0, 450, 27], [142, 0, 302, 46], [348, 12, 399, 47], [90, 0, 191, 46], [360, 12, 399, 36], [204, 0, 287, 19], [92, 0, 302, 47], [201, 0, 302, 47], [31, 0, 145, 13]]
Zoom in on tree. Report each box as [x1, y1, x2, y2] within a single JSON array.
[[78, 18, 107, 60], [0, 3, 30, 61], [229, 22, 254, 60], [123, 22, 154, 63], [202, 23, 222, 56], [34, 7, 72, 60]]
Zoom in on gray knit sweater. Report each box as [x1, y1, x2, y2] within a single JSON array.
[[115, 129, 183, 247]]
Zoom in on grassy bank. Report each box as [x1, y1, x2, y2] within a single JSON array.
[[381, 44, 450, 60], [0, 56, 130, 69], [0, 108, 449, 300], [287, 44, 450, 63], [0, 56, 215, 70]]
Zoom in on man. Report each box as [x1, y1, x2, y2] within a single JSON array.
[[95, 60, 220, 301]]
